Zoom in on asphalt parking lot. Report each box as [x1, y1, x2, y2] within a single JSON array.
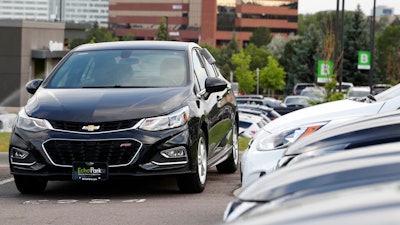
[[0, 153, 10, 179]]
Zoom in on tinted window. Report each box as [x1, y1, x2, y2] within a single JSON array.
[[192, 49, 208, 91], [47, 50, 187, 88]]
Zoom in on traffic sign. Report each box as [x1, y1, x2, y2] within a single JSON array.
[[317, 60, 333, 83], [358, 51, 371, 70]]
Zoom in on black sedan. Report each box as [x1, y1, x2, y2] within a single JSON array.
[[9, 41, 239, 194], [277, 109, 400, 168]]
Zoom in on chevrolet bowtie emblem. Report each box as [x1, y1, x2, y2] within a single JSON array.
[[82, 125, 100, 132]]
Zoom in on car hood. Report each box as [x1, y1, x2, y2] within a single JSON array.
[[285, 110, 400, 155], [25, 87, 191, 122], [240, 143, 400, 202], [262, 99, 384, 134]]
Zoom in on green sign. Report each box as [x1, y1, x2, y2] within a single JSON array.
[[358, 51, 371, 70], [317, 60, 333, 83]]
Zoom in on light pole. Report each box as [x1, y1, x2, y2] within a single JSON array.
[[256, 68, 260, 95], [369, 0, 376, 93]]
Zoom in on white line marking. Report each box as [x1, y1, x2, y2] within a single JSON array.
[[0, 177, 14, 185]]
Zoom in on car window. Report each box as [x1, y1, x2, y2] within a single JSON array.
[[46, 49, 187, 88], [239, 121, 252, 129], [201, 53, 218, 78], [192, 49, 208, 91]]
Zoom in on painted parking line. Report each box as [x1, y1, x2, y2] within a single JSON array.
[[22, 199, 147, 204], [0, 177, 14, 185]]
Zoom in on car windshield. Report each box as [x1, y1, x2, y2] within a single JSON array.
[[373, 82, 400, 102], [46, 49, 187, 88], [285, 97, 308, 105]]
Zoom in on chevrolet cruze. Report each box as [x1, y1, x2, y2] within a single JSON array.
[[9, 41, 238, 194]]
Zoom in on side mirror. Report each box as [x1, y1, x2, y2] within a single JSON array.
[[25, 79, 43, 95], [205, 77, 227, 93]]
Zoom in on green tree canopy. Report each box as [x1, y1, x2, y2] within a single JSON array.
[[376, 25, 400, 83], [249, 27, 272, 47], [231, 50, 256, 93], [243, 43, 270, 71], [342, 6, 370, 85], [259, 56, 286, 95], [68, 22, 118, 49], [279, 24, 321, 94], [156, 17, 169, 41]]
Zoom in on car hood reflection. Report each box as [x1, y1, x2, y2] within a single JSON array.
[[26, 87, 190, 122]]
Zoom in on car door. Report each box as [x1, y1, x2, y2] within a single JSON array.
[[192, 48, 235, 163]]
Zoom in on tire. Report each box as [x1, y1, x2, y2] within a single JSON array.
[[177, 130, 207, 193], [216, 121, 239, 174], [14, 175, 48, 194]]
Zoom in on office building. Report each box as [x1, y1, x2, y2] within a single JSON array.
[[0, 0, 109, 26], [109, 0, 298, 46]]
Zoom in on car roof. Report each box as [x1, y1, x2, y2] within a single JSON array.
[[72, 40, 197, 52], [285, 109, 400, 155], [238, 142, 400, 202], [239, 112, 264, 122]]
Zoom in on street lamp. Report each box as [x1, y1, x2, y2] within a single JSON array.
[[369, 0, 376, 92], [256, 68, 260, 95]]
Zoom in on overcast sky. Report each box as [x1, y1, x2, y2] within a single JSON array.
[[298, 0, 400, 15]]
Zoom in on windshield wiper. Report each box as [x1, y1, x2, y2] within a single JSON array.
[[349, 94, 376, 103], [82, 85, 125, 88], [367, 94, 376, 102]]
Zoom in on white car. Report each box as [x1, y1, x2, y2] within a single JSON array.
[[239, 112, 269, 138], [346, 86, 371, 98], [240, 82, 400, 188], [283, 95, 310, 108]]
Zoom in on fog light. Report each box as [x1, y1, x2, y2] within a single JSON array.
[[161, 147, 187, 158], [11, 148, 29, 159]]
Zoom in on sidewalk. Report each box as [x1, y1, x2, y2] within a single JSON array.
[[0, 152, 8, 167]]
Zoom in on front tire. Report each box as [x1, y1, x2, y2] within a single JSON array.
[[177, 130, 207, 193], [14, 175, 48, 194], [216, 122, 239, 173]]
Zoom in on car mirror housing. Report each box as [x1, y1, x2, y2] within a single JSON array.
[[25, 79, 43, 95], [205, 77, 227, 93]]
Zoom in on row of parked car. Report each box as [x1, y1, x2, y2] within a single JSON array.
[[236, 94, 311, 138], [223, 81, 400, 224]]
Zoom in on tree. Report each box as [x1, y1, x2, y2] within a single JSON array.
[[342, 6, 370, 85], [217, 33, 241, 79], [122, 33, 135, 41], [259, 56, 286, 96], [249, 27, 272, 47], [86, 22, 118, 43], [231, 50, 256, 93], [375, 15, 391, 34], [267, 34, 294, 59], [376, 25, 400, 83], [68, 22, 118, 49], [243, 43, 270, 71], [156, 17, 169, 41], [391, 16, 400, 26]]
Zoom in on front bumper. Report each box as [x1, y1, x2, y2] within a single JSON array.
[[9, 126, 195, 180], [240, 147, 286, 188]]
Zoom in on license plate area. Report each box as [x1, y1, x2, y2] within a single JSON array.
[[72, 162, 108, 181]]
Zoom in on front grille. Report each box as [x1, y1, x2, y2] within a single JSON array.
[[48, 119, 141, 132], [43, 139, 142, 167]]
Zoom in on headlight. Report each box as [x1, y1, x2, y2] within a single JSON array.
[[139, 106, 189, 131], [258, 122, 327, 151], [16, 109, 51, 132]]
